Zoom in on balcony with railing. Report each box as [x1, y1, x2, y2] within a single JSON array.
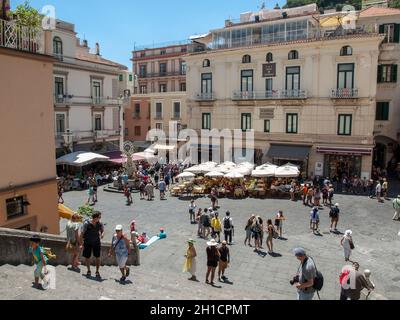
[[232, 90, 307, 100], [331, 88, 358, 99], [195, 92, 216, 101], [0, 19, 44, 54], [54, 94, 121, 105]]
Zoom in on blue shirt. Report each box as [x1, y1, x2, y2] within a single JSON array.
[[159, 181, 166, 191], [28, 246, 48, 265]]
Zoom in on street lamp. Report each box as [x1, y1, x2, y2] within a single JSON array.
[[62, 129, 74, 153]]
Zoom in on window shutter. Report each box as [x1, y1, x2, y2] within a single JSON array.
[[112, 79, 118, 98], [377, 65, 383, 83], [392, 65, 398, 83], [394, 24, 400, 43], [379, 24, 384, 34], [384, 103, 389, 120]]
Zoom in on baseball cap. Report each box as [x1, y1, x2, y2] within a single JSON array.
[[115, 225, 123, 231], [293, 247, 306, 257]]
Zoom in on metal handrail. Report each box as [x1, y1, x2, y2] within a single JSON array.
[[331, 88, 358, 98], [232, 90, 307, 100]]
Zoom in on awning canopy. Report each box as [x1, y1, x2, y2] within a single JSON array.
[[267, 144, 311, 160], [316, 146, 372, 156], [56, 151, 110, 167], [153, 144, 176, 151], [132, 141, 152, 149]]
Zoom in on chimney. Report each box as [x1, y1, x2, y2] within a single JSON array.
[[83, 39, 88, 47], [95, 42, 100, 55]]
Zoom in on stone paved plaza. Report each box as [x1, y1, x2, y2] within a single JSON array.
[[1, 186, 400, 300]]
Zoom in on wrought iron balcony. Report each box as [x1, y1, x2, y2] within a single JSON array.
[[0, 18, 44, 54], [53, 94, 121, 105], [331, 88, 359, 99], [232, 90, 307, 100], [195, 92, 215, 101]]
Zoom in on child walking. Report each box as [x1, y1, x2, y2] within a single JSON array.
[[28, 235, 49, 289]]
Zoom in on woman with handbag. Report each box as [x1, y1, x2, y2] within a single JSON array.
[[108, 225, 131, 282], [341, 230, 354, 262]]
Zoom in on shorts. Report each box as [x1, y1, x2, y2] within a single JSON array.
[[34, 261, 45, 279], [115, 254, 128, 268], [207, 260, 218, 268], [219, 260, 228, 269], [83, 242, 101, 259]]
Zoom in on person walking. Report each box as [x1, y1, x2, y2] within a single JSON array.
[[328, 184, 335, 206], [197, 208, 203, 237], [211, 212, 222, 243], [275, 211, 285, 238], [28, 235, 49, 289], [124, 185, 133, 205], [80, 211, 104, 278], [341, 230, 354, 262], [205, 239, 220, 285], [66, 214, 82, 271], [92, 180, 98, 203], [340, 262, 374, 300], [329, 203, 340, 232], [158, 178, 166, 200], [251, 217, 263, 251], [223, 211, 234, 245], [188, 199, 197, 224], [302, 184, 308, 206], [392, 195, 400, 220], [58, 183, 64, 204], [313, 188, 321, 207], [87, 184, 95, 206], [202, 208, 211, 239], [292, 248, 317, 300], [310, 207, 320, 235], [183, 239, 197, 281], [375, 180, 383, 202], [139, 181, 146, 200], [382, 178, 389, 200], [266, 219, 275, 254], [217, 240, 230, 282], [244, 214, 256, 246], [108, 225, 131, 282], [145, 181, 154, 201]]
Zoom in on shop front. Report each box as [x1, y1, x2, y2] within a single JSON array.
[[265, 144, 312, 177], [316, 146, 373, 179]]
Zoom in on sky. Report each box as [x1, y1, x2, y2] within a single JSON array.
[[12, 0, 286, 69]]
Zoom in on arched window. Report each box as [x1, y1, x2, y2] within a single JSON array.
[[203, 59, 210, 67], [266, 52, 273, 62], [242, 55, 251, 63], [53, 36, 63, 58], [288, 50, 298, 60], [340, 46, 353, 56]]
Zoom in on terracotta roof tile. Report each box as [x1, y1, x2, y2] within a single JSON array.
[[360, 6, 400, 18], [75, 53, 126, 69]]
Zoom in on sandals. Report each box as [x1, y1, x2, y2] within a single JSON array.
[[95, 272, 101, 278], [86, 271, 91, 277], [126, 267, 130, 277]]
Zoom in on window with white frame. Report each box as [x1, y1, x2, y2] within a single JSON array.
[[94, 114, 102, 131], [155, 102, 163, 119], [173, 102, 181, 119], [55, 113, 65, 134]]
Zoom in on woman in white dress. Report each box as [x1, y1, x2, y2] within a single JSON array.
[[341, 230, 354, 262]]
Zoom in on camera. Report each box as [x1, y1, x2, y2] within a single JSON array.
[[290, 275, 300, 285]]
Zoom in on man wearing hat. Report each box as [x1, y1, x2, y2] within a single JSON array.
[[292, 248, 317, 300], [392, 195, 400, 220]]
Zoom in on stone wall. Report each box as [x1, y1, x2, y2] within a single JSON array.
[[0, 228, 140, 267]]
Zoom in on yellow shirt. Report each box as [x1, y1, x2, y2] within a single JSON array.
[[211, 217, 222, 231]]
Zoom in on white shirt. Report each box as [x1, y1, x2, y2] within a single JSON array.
[[376, 183, 381, 193]]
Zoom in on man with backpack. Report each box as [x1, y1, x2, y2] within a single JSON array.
[[329, 203, 340, 232], [223, 211, 234, 245], [292, 248, 319, 300]]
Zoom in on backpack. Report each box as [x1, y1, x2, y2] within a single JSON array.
[[309, 257, 324, 292], [223, 217, 231, 230]]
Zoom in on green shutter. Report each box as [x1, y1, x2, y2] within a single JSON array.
[[377, 65, 383, 83], [384, 103, 389, 120], [392, 65, 398, 83], [394, 24, 400, 43], [379, 24, 385, 34]]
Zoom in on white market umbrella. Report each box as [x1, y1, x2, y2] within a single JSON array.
[[275, 165, 300, 178], [201, 161, 218, 167], [221, 161, 236, 167], [56, 151, 110, 167], [251, 169, 275, 177], [232, 167, 252, 175], [256, 162, 277, 170], [225, 172, 244, 179], [237, 161, 254, 169], [176, 172, 195, 179], [205, 171, 225, 177]]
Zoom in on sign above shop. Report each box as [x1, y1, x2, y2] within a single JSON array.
[[259, 108, 274, 119], [262, 63, 276, 77], [316, 146, 372, 156]]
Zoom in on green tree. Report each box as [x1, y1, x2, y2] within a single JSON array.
[[11, 1, 41, 30], [389, 0, 400, 8]]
